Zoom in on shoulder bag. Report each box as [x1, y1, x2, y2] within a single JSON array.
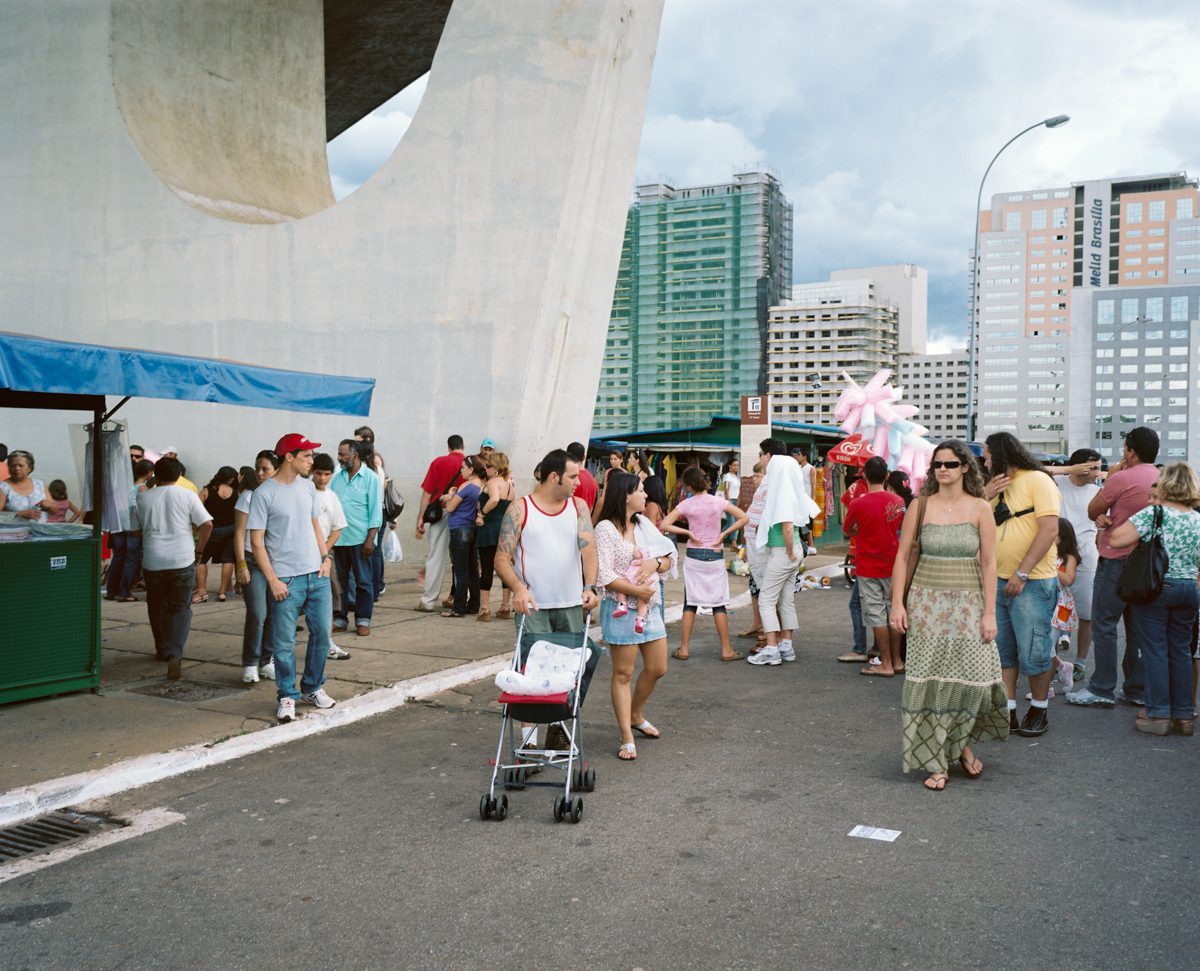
[[421, 468, 458, 526], [383, 477, 405, 525], [1115, 504, 1168, 604], [902, 496, 928, 608]]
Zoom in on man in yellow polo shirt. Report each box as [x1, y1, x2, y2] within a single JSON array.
[[984, 432, 1060, 738]]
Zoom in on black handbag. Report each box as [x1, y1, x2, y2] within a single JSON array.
[[1115, 504, 1168, 604], [383, 478, 405, 524]]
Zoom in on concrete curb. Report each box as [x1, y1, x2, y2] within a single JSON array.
[[0, 654, 512, 829], [0, 560, 846, 829]]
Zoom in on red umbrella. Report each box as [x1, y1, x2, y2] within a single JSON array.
[[827, 433, 876, 467]]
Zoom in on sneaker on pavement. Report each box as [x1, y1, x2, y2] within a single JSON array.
[[777, 643, 796, 662], [1116, 688, 1146, 706], [1065, 688, 1114, 707], [327, 644, 352, 660], [242, 665, 260, 684], [166, 656, 182, 680], [332, 618, 349, 631], [276, 698, 296, 723], [747, 647, 782, 666], [301, 688, 336, 709], [259, 660, 276, 681], [1009, 709, 1019, 732], [1072, 661, 1086, 684]]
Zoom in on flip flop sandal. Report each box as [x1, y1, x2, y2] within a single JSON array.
[[216, 593, 227, 602], [721, 651, 746, 662], [631, 720, 661, 739], [959, 755, 984, 779], [617, 742, 637, 761], [440, 609, 464, 618], [924, 774, 948, 791], [838, 652, 869, 663], [192, 595, 208, 604], [860, 667, 895, 678], [670, 648, 689, 660]]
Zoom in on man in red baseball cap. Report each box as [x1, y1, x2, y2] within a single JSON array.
[[247, 433, 337, 722]]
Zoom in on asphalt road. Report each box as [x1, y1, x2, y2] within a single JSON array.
[[2, 586, 1197, 970]]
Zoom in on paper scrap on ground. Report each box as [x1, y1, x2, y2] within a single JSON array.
[[848, 825, 901, 842]]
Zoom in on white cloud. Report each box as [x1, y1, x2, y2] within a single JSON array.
[[926, 334, 967, 355], [325, 75, 428, 200], [635, 115, 766, 188]]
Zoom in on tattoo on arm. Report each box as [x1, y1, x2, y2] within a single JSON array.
[[576, 500, 594, 551], [497, 502, 522, 559]]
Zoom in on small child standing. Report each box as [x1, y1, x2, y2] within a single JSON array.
[[611, 546, 652, 633], [1050, 517, 1081, 696], [41, 479, 81, 523]]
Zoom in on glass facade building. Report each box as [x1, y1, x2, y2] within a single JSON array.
[[593, 171, 793, 432]]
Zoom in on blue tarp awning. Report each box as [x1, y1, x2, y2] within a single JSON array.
[[0, 332, 374, 415]]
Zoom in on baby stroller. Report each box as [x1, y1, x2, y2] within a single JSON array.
[[479, 618, 599, 824]]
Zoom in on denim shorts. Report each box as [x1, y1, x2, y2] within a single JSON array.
[[995, 577, 1057, 676], [600, 596, 667, 645]]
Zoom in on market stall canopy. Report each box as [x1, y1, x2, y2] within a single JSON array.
[[0, 331, 374, 415]]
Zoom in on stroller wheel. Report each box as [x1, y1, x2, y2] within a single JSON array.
[[479, 794, 493, 820], [583, 768, 596, 792], [552, 794, 566, 822], [569, 796, 584, 823], [495, 794, 509, 821]]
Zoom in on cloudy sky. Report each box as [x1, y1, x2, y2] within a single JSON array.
[[327, 0, 1200, 353]]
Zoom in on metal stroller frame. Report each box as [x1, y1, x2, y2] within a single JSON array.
[[479, 617, 598, 823]]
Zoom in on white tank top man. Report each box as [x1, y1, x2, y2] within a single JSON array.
[[495, 448, 599, 635]]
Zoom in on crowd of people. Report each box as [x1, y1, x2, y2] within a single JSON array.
[[10, 419, 1197, 776]]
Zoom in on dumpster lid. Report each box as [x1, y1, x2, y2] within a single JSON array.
[[0, 331, 374, 416]]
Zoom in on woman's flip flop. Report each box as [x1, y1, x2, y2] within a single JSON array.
[[618, 742, 637, 761], [631, 720, 661, 740]]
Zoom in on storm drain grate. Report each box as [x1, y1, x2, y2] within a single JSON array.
[[0, 811, 124, 864]]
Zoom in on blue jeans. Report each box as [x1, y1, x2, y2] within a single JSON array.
[[144, 564, 194, 660], [449, 525, 480, 614], [268, 572, 332, 701], [107, 531, 142, 599], [848, 578, 867, 653], [1131, 577, 1198, 719], [241, 560, 274, 667], [995, 576, 1057, 676], [1087, 556, 1144, 701], [334, 545, 374, 626]]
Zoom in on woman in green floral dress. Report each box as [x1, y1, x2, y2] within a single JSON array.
[[891, 440, 1010, 791]]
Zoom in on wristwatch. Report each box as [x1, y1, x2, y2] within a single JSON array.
[[584, 584, 599, 595], [1015, 570, 1030, 582]]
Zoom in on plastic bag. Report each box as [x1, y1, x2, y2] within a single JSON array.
[[383, 527, 403, 563]]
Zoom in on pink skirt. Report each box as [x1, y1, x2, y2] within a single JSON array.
[[683, 553, 730, 608]]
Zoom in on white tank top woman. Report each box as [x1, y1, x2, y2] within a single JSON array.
[[515, 495, 583, 609]]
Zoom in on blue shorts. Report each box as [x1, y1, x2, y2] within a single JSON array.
[[600, 596, 667, 645], [995, 577, 1057, 676]]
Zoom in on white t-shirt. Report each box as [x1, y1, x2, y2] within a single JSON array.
[[315, 487, 348, 542], [132, 485, 212, 571], [235, 489, 254, 553], [247, 477, 322, 578], [1055, 475, 1100, 572], [796, 462, 815, 498], [721, 473, 740, 503]]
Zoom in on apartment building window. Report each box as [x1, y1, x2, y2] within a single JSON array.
[[1126, 258, 1142, 265], [1126, 201, 1143, 223], [1121, 299, 1140, 323], [1031, 209, 1047, 230], [1127, 229, 1143, 238], [1149, 200, 1165, 221], [1126, 243, 1143, 252], [1053, 207, 1069, 228], [1125, 271, 1142, 279], [1004, 212, 1021, 231], [1097, 300, 1115, 325], [1145, 297, 1164, 321], [1177, 198, 1194, 219]]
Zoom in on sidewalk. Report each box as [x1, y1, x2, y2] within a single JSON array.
[[0, 546, 847, 814]]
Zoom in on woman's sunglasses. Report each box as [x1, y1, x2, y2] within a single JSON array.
[[930, 460, 964, 470]]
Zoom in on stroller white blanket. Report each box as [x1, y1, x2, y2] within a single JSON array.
[[495, 640, 592, 696]]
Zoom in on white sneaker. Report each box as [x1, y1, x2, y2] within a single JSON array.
[[747, 647, 782, 666], [259, 660, 276, 681], [327, 643, 351, 660], [778, 643, 796, 662], [301, 688, 336, 709], [242, 665, 260, 684], [276, 697, 296, 722]]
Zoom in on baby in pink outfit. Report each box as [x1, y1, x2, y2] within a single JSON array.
[[612, 546, 652, 634]]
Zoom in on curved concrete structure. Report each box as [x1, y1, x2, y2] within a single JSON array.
[[2, 0, 664, 511]]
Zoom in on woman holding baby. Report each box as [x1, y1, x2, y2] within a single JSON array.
[[594, 471, 678, 761]]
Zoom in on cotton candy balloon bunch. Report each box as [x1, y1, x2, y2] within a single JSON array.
[[832, 369, 935, 487]]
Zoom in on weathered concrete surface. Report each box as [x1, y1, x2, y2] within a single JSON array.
[[2, 0, 665, 511]]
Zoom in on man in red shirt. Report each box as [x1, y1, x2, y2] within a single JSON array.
[[842, 456, 906, 676], [414, 434, 465, 612], [567, 442, 598, 512]]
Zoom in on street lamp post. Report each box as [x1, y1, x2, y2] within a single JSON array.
[[965, 114, 1070, 443]]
